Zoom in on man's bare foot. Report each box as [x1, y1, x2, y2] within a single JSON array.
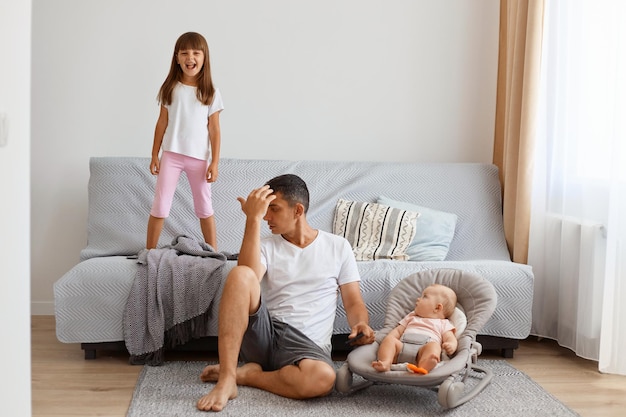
[[200, 364, 220, 383], [371, 360, 390, 372], [235, 362, 264, 385], [197, 379, 238, 412]]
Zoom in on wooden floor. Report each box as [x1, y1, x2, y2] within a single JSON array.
[[32, 316, 626, 417]]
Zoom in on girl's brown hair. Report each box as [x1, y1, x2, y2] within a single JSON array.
[[157, 32, 215, 106]]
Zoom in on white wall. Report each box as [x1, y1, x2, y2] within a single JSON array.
[[31, 0, 500, 313], [1, 0, 32, 415]]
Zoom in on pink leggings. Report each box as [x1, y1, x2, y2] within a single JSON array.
[[150, 151, 214, 218]]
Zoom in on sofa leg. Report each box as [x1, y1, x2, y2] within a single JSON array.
[[81, 341, 126, 360], [476, 335, 519, 358], [501, 348, 514, 358], [81, 342, 99, 359]]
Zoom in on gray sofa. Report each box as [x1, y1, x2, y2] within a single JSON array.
[[53, 157, 533, 359]]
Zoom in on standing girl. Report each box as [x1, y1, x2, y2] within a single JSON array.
[[147, 32, 223, 250]]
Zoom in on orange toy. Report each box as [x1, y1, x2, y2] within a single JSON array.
[[406, 363, 428, 375]]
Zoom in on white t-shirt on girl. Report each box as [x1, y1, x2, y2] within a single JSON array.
[[161, 83, 224, 161], [260, 230, 361, 352]]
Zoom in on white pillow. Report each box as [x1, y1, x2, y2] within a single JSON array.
[[333, 199, 419, 261], [450, 306, 467, 336]]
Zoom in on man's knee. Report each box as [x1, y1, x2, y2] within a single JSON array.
[[225, 265, 259, 289], [297, 361, 336, 398], [221, 266, 261, 313], [316, 365, 337, 396]]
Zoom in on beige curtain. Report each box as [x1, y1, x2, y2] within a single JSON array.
[[493, 0, 545, 264]]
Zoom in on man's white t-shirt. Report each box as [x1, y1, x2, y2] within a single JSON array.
[[260, 230, 360, 352], [161, 83, 224, 161]]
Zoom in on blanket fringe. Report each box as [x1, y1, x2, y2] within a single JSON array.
[[129, 309, 212, 366]]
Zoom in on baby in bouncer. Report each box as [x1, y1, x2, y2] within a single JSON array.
[[372, 283, 458, 375]]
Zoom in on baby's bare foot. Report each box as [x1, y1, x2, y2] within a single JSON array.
[[200, 364, 220, 383], [371, 360, 390, 372]]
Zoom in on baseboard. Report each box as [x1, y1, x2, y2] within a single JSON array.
[[31, 301, 54, 315]]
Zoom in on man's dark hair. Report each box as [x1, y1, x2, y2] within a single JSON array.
[[265, 174, 310, 213]]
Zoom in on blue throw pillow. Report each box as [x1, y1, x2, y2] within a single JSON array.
[[377, 196, 457, 261]]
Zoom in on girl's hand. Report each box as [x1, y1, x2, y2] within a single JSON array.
[[206, 163, 218, 183], [150, 157, 160, 175]]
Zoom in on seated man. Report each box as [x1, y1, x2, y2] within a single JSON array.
[[197, 174, 375, 412]]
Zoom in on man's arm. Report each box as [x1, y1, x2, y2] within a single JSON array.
[[339, 282, 375, 345], [236, 185, 274, 280]]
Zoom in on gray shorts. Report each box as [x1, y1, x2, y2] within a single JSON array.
[[240, 301, 333, 371]]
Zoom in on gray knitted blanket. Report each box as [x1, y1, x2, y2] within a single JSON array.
[[123, 235, 227, 365]]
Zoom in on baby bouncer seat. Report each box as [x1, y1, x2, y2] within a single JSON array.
[[336, 269, 498, 409]]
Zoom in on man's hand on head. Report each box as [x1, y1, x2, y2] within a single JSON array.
[[237, 185, 276, 220]]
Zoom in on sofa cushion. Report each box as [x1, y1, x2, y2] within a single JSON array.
[[377, 196, 457, 262], [332, 199, 419, 261], [80, 158, 512, 262]]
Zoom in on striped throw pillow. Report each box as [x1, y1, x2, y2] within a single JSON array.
[[332, 199, 419, 261]]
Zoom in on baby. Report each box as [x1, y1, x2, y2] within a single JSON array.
[[372, 284, 458, 375]]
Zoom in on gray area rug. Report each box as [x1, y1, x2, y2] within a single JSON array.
[[127, 360, 579, 417]]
